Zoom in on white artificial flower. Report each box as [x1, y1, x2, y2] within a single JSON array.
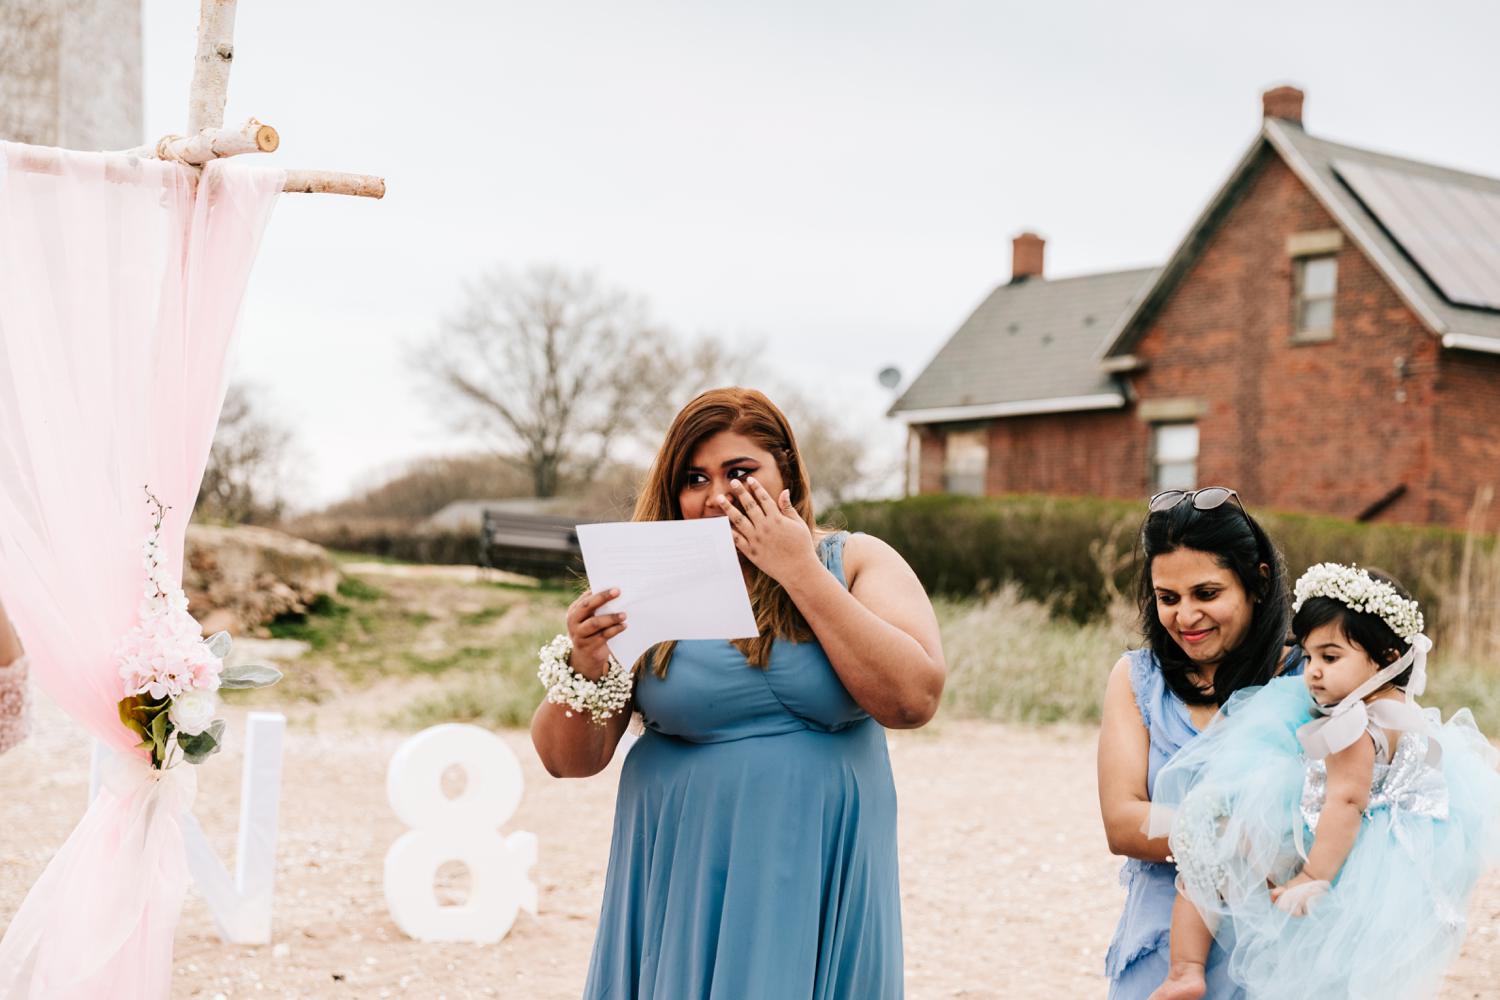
[[168, 688, 219, 737]]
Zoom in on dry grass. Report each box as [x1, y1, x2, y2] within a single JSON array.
[[934, 584, 1500, 734], [248, 545, 1500, 735], [1441, 487, 1500, 665], [934, 587, 1134, 724]]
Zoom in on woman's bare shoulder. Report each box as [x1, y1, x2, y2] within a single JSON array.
[[839, 532, 907, 585]]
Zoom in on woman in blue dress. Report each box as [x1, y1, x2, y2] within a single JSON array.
[[531, 387, 946, 999], [1097, 488, 1301, 999]]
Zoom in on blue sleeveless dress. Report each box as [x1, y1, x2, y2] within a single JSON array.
[[583, 532, 903, 999], [1105, 648, 1304, 999]]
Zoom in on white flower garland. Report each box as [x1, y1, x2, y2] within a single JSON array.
[[537, 634, 632, 725], [1292, 562, 1424, 639]]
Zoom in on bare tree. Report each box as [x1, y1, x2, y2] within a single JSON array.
[[418, 265, 752, 497], [196, 382, 296, 525], [771, 388, 871, 510], [318, 453, 533, 521]]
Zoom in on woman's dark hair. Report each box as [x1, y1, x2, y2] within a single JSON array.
[[1291, 568, 1414, 687], [1137, 499, 1290, 707]]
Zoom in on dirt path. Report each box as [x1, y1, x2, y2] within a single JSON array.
[[2, 695, 1496, 999]]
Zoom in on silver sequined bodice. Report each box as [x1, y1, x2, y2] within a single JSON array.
[[1301, 730, 1449, 831]]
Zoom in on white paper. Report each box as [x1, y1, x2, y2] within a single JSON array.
[[576, 518, 758, 667]]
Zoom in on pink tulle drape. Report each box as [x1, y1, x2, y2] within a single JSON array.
[[0, 143, 283, 999]]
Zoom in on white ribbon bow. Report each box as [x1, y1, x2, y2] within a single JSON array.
[[101, 749, 199, 815], [1296, 634, 1435, 761]]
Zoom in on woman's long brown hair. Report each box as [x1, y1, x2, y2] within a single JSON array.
[[633, 387, 820, 676]]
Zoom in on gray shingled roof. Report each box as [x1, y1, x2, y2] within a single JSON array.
[[890, 267, 1160, 416], [1103, 119, 1500, 358]]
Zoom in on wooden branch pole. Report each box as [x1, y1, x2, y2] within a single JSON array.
[[187, 0, 238, 134], [283, 171, 387, 199], [7, 0, 383, 199], [156, 118, 277, 165], [163, 0, 386, 199]]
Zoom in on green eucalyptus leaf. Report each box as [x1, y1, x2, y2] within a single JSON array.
[[204, 631, 233, 659], [118, 695, 169, 741], [182, 742, 220, 766], [178, 731, 217, 763], [180, 719, 227, 765], [149, 709, 172, 766], [219, 664, 283, 690], [119, 701, 148, 740], [149, 708, 170, 745]]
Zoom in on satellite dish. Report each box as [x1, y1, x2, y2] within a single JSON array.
[[877, 366, 901, 390]]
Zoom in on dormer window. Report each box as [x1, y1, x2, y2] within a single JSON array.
[[1293, 254, 1338, 341]]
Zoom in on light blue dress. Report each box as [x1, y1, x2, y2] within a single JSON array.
[[1105, 648, 1305, 999], [583, 532, 903, 999], [1153, 675, 1500, 998]]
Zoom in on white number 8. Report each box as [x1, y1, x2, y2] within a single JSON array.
[[383, 724, 538, 943]]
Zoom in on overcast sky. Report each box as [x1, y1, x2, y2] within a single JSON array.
[[140, 0, 1500, 508]]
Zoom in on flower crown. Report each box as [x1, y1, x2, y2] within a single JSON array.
[[1292, 562, 1424, 640]]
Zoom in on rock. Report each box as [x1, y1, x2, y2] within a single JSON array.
[[198, 608, 240, 636], [184, 524, 340, 637]]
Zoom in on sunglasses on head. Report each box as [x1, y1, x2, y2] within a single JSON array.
[[1148, 487, 1255, 532]]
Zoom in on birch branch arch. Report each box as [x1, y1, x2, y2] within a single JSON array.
[[154, 0, 385, 199]]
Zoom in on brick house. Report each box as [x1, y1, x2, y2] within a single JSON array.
[[891, 87, 1500, 531]]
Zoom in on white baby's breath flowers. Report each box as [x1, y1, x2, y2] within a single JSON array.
[[1293, 562, 1425, 639], [537, 634, 633, 725]]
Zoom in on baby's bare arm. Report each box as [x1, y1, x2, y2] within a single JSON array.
[[1301, 736, 1376, 882]]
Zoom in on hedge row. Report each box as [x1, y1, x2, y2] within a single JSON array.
[[831, 494, 1495, 627], [296, 495, 1494, 632]]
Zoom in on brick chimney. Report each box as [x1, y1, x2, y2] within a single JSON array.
[[1011, 231, 1045, 283], [1262, 85, 1304, 126]]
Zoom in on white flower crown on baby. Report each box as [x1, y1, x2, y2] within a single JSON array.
[[1292, 562, 1438, 796], [1292, 562, 1425, 641]]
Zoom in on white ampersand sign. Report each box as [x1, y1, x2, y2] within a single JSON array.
[[383, 724, 538, 943]]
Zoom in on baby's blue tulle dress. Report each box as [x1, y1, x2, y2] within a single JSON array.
[[1151, 675, 1500, 998]]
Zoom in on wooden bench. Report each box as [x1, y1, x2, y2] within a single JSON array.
[[478, 510, 588, 580]]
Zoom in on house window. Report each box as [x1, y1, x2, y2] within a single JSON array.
[[943, 428, 988, 496], [1293, 255, 1337, 339], [1152, 423, 1198, 492]]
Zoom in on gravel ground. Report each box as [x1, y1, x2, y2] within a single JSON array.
[[2, 689, 1496, 999]]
